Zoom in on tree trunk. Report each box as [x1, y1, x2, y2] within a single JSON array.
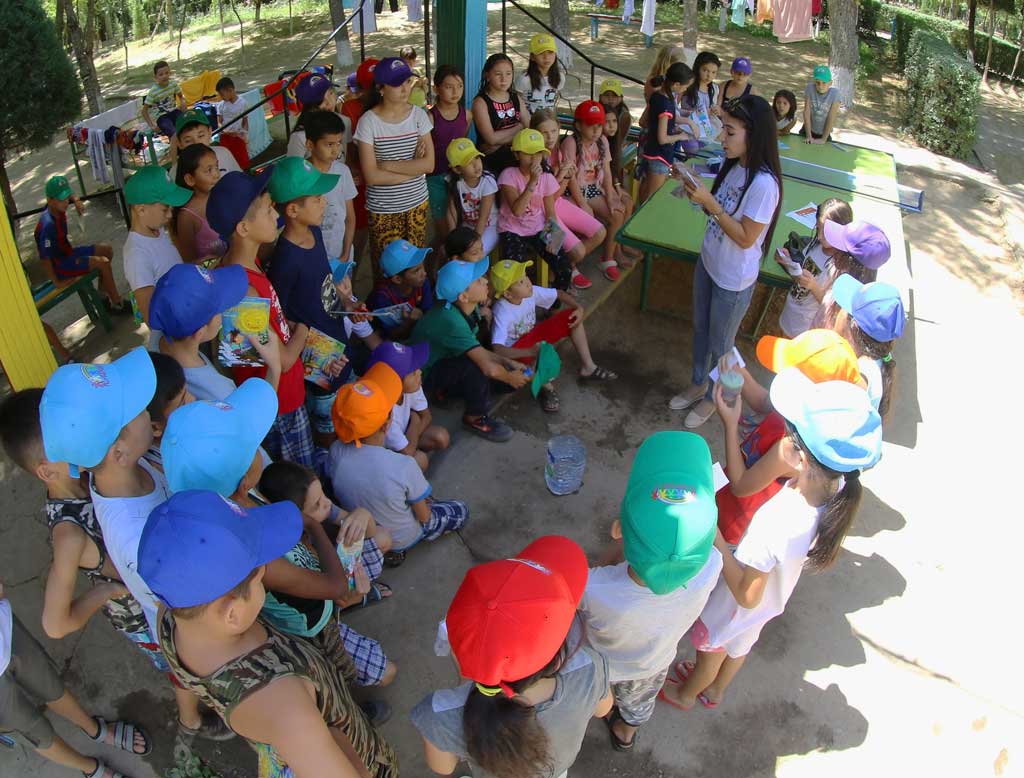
[[829, 0, 859, 107], [56, 0, 66, 47], [149, 1, 165, 41], [705, 0, 713, 14], [255, 0, 262, 23], [329, 0, 354, 70], [167, 0, 174, 41], [550, 0, 573, 72], [967, 0, 977, 61], [219, 0, 225, 35], [0, 150, 16, 231], [982, 0, 996, 84], [229, 0, 245, 68], [63, 0, 104, 115], [682, 0, 699, 64], [176, 0, 185, 61], [1010, 20, 1023, 80]]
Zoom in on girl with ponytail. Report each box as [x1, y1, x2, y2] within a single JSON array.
[[659, 367, 881, 712], [411, 536, 612, 777]]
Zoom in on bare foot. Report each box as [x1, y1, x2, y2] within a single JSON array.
[[660, 679, 698, 710]]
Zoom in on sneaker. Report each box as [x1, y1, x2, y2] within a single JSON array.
[[684, 399, 716, 429], [571, 270, 593, 290], [359, 700, 393, 727], [668, 383, 707, 411], [598, 260, 621, 282], [463, 415, 514, 443]]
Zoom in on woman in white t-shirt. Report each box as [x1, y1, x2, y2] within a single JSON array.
[[659, 367, 881, 711], [672, 94, 782, 429]]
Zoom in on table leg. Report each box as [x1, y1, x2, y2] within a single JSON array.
[[640, 251, 653, 311], [751, 286, 776, 340]]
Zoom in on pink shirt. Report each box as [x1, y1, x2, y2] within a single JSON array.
[[561, 135, 608, 191], [497, 167, 559, 236]]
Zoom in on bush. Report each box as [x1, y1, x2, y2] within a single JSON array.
[[904, 29, 980, 157]]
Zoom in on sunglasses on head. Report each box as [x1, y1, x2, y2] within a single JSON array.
[[722, 97, 752, 121]]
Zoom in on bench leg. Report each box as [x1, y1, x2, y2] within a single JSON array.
[[750, 286, 776, 340], [590, 19, 598, 39], [645, 34, 653, 48], [78, 285, 113, 333]]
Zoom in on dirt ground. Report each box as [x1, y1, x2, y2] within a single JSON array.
[[2, 3, 1023, 778]]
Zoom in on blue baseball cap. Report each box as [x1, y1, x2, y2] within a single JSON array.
[[436, 258, 489, 306], [381, 239, 431, 278], [769, 368, 882, 473], [162, 378, 278, 495], [328, 257, 355, 284], [374, 57, 414, 87], [139, 490, 302, 608], [732, 57, 753, 74], [366, 340, 429, 378], [148, 264, 249, 339], [207, 168, 274, 240], [831, 275, 906, 343], [40, 348, 156, 476], [295, 74, 335, 107]]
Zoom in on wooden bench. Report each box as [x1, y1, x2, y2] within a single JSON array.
[[587, 13, 653, 48], [32, 269, 112, 333]]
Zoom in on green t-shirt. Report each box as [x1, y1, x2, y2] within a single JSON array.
[[410, 303, 483, 372], [145, 81, 180, 117]]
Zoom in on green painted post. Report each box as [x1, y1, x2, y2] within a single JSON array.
[[436, 0, 488, 108]]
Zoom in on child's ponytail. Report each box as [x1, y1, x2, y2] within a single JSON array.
[[806, 467, 863, 572], [846, 319, 897, 420]]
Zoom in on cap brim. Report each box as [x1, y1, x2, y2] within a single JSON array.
[[626, 431, 715, 505], [822, 220, 849, 254], [407, 341, 430, 372], [248, 500, 305, 567], [756, 335, 791, 374], [214, 264, 250, 313], [830, 273, 862, 315], [228, 378, 280, 450], [768, 367, 814, 429], [110, 347, 159, 432], [52, 186, 73, 201], [308, 172, 341, 197], [363, 362, 403, 406], [160, 182, 194, 208], [516, 536, 589, 605]]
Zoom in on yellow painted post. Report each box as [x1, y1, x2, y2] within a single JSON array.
[[0, 208, 57, 389]]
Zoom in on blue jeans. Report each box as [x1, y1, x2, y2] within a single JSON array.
[[691, 258, 755, 399]]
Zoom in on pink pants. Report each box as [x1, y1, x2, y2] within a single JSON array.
[[554, 196, 603, 252]]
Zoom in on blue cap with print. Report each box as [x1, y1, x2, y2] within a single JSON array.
[[435, 258, 489, 306], [381, 239, 431, 278]]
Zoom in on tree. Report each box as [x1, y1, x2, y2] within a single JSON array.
[[967, 0, 978, 60], [0, 0, 82, 220], [550, 0, 573, 71], [829, 0, 860, 107], [982, 0, 997, 83], [1011, 15, 1024, 80], [61, 0, 104, 116], [682, 0, 699, 64], [330, 0, 354, 70]]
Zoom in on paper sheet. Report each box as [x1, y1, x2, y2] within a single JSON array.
[[712, 462, 730, 492], [785, 202, 819, 230]]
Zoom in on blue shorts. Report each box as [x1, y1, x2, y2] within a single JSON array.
[[305, 386, 338, 436], [52, 245, 95, 279], [395, 499, 470, 552], [636, 156, 671, 178]]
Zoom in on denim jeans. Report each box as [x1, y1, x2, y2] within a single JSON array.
[[691, 258, 756, 398]]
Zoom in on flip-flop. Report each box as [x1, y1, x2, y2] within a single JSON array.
[[698, 692, 720, 709], [657, 678, 694, 712], [383, 551, 406, 568], [579, 365, 618, 382], [342, 582, 393, 612], [672, 659, 696, 683], [602, 706, 636, 752], [672, 661, 720, 708], [538, 384, 560, 413], [89, 717, 152, 756]]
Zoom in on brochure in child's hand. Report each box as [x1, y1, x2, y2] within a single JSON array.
[[302, 327, 347, 390], [371, 303, 412, 329], [219, 296, 271, 367]]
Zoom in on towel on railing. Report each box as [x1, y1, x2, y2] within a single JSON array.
[[241, 89, 273, 159], [87, 128, 110, 185]]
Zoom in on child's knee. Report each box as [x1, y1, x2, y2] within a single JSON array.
[[431, 425, 451, 450], [379, 660, 398, 687], [374, 526, 394, 553], [413, 449, 429, 472]]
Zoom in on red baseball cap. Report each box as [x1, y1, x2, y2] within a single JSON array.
[[574, 99, 606, 126], [356, 58, 380, 91], [446, 536, 588, 694]]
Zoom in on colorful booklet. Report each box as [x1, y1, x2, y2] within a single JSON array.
[[302, 327, 347, 389], [370, 303, 412, 329], [218, 296, 271, 367]]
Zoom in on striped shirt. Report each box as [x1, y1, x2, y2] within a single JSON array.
[[354, 105, 432, 214], [145, 81, 180, 117]]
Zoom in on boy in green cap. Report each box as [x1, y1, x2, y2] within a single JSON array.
[[802, 65, 840, 144], [579, 431, 723, 752], [168, 108, 241, 179]]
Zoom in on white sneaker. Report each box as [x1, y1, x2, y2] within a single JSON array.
[[669, 383, 708, 411], [684, 399, 716, 429]]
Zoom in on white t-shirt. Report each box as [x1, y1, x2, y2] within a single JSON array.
[[455, 174, 499, 231], [580, 553, 723, 682], [515, 72, 558, 114], [778, 243, 832, 338], [287, 129, 309, 159], [700, 163, 780, 291], [218, 95, 248, 136], [491, 285, 559, 346], [354, 105, 432, 214], [123, 228, 183, 292], [169, 145, 240, 180], [0, 599, 11, 676], [321, 160, 359, 260], [698, 482, 823, 657], [89, 458, 172, 638], [385, 388, 429, 452]]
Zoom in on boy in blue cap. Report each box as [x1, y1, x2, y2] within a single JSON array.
[[410, 259, 527, 443], [38, 348, 232, 741], [212, 169, 316, 467], [138, 490, 399, 777], [366, 238, 435, 340]]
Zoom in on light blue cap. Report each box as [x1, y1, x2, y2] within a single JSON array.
[[831, 275, 906, 343], [381, 239, 431, 278], [328, 257, 355, 284], [436, 258, 489, 306]]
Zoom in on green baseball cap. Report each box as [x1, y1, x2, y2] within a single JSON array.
[[267, 156, 339, 204], [813, 65, 832, 82], [620, 431, 717, 594], [45, 175, 73, 201], [175, 108, 211, 135], [531, 341, 562, 397], [124, 165, 192, 206]]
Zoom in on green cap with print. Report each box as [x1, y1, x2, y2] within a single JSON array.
[[813, 65, 832, 82], [267, 156, 339, 205], [124, 165, 192, 206], [45, 175, 73, 201], [620, 431, 717, 595], [175, 108, 211, 134]]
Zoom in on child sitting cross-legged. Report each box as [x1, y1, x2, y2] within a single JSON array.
[[367, 238, 435, 340], [327, 362, 468, 568], [489, 258, 617, 413]]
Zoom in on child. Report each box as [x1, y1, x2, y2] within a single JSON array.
[[214, 75, 250, 169], [497, 128, 578, 291], [210, 169, 315, 466], [304, 111, 358, 263], [489, 258, 616, 413], [367, 238, 435, 340], [445, 138, 499, 257], [169, 109, 242, 179], [355, 57, 435, 275], [35, 175, 129, 315], [428, 66, 470, 241], [327, 362, 469, 566], [172, 144, 226, 266], [137, 491, 399, 776], [638, 62, 696, 204], [516, 32, 561, 114], [581, 431, 722, 750], [366, 340, 450, 471], [411, 259, 527, 442], [142, 60, 185, 138], [561, 100, 635, 280], [288, 73, 342, 159], [471, 52, 530, 175], [773, 88, 799, 137], [661, 368, 881, 710], [122, 165, 190, 324], [38, 349, 231, 740], [443, 225, 488, 265], [598, 79, 633, 184], [144, 351, 195, 469], [681, 51, 723, 141], [411, 536, 613, 777], [400, 45, 430, 107], [717, 56, 756, 106], [811, 219, 892, 329], [802, 65, 840, 144], [642, 45, 686, 124]]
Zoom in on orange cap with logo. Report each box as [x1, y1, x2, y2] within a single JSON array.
[[331, 362, 402, 445], [756, 329, 861, 384]]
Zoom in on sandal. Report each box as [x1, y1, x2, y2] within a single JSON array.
[[383, 550, 406, 568], [462, 415, 514, 443], [670, 660, 719, 708], [84, 759, 131, 778], [598, 259, 621, 282], [342, 582, 392, 612], [579, 365, 618, 382], [89, 717, 151, 756], [538, 383, 560, 413], [602, 706, 636, 752], [178, 710, 235, 741], [657, 677, 694, 712]]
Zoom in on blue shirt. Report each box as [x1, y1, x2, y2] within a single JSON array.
[[643, 91, 678, 165], [35, 209, 73, 261], [366, 278, 435, 334]]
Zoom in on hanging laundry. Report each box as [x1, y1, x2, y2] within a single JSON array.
[[756, 0, 774, 24], [240, 89, 273, 160], [640, 0, 656, 38], [731, 0, 747, 27], [86, 128, 111, 185], [622, 0, 635, 21], [774, 0, 813, 42], [407, 0, 422, 22], [350, 1, 378, 33]]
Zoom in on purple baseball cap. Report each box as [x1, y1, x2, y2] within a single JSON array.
[[366, 340, 429, 378], [732, 57, 752, 74], [823, 220, 892, 269], [295, 74, 335, 107], [346, 72, 359, 91], [375, 57, 414, 88]]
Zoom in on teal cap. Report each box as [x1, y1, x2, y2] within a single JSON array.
[[268, 156, 339, 205], [813, 65, 832, 82]]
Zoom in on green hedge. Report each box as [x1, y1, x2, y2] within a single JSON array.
[[904, 29, 980, 157]]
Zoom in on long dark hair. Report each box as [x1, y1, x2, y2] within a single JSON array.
[[478, 52, 515, 98], [527, 52, 561, 91], [842, 317, 897, 420], [462, 641, 570, 778], [773, 89, 798, 122], [361, 84, 384, 112], [172, 143, 215, 235], [684, 51, 721, 108], [788, 427, 864, 572], [652, 61, 693, 97], [711, 94, 783, 255]]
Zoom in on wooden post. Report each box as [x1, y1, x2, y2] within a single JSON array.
[[436, 0, 488, 109]]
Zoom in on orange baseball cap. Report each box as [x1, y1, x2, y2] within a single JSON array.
[[331, 362, 402, 445], [756, 329, 861, 384]]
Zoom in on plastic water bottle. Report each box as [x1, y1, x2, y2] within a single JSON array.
[[545, 435, 586, 496]]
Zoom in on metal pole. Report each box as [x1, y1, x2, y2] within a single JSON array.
[[590, 63, 595, 99], [424, 0, 431, 92], [501, 0, 507, 53]]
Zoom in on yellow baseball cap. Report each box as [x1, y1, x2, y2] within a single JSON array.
[[489, 259, 533, 298], [446, 137, 483, 170], [511, 128, 548, 155], [598, 78, 623, 97], [530, 33, 557, 55]]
